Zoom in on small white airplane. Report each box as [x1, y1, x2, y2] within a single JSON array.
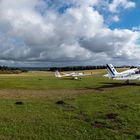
[[55, 70, 92, 80], [104, 64, 140, 83]]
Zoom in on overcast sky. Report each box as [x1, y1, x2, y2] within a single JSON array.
[[0, 0, 140, 67]]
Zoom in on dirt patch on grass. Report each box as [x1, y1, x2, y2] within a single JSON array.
[[92, 111, 124, 130], [56, 100, 66, 105], [56, 100, 77, 112], [105, 113, 118, 120], [15, 101, 24, 105], [135, 135, 140, 139], [93, 121, 106, 128], [0, 89, 100, 100], [74, 111, 91, 122]]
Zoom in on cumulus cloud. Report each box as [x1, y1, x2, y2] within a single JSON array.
[[111, 15, 120, 22], [109, 0, 135, 13], [0, 0, 139, 66]]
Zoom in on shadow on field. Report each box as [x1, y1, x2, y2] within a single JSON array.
[[96, 82, 140, 89], [57, 78, 82, 81]]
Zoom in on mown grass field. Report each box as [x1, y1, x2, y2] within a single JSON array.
[[0, 70, 140, 140]]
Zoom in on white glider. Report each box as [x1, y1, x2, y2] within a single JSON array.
[[55, 70, 92, 80]]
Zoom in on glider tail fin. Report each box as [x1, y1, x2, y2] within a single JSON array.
[[55, 70, 62, 78]]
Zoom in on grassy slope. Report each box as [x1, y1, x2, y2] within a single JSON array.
[[0, 70, 139, 139]]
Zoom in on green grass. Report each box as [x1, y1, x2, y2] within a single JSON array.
[[0, 74, 118, 90], [0, 71, 140, 139]]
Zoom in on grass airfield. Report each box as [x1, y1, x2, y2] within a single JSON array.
[[0, 70, 140, 140]]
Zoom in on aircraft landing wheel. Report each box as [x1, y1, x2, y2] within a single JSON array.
[[74, 77, 78, 80]]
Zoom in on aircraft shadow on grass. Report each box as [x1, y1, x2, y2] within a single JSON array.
[[57, 78, 82, 81], [84, 82, 140, 91], [95, 82, 140, 89]]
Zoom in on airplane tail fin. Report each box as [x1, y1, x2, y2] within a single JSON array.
[[106, 64, 118, 78], [55, 70, 62, 78]]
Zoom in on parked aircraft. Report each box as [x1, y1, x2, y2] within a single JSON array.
[[104, 64, 139, 78], [105, 64, 140, 83], [55, 70, 92, 80]]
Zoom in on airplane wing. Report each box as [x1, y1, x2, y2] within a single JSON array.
[[120, 68, 139, 75], [81, 73, 93, 76], [113, 74, 140, 80], [72, 73, 93, 77]]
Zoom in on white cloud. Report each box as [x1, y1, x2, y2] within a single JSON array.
[[0, 0, 139, 66], [132, 26, 140, 31], [109, 0, 135, 13], [111, 15, 120, 22]]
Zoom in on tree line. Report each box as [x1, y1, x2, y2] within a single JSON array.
[[0, 66, 27, 73], [49, 65, 107, 71], [49, 65, 137, 72]]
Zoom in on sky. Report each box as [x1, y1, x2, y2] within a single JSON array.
[[0, 0, 140, 67]]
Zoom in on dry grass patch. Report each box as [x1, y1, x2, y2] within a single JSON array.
[[0, 89, 99, 100]]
